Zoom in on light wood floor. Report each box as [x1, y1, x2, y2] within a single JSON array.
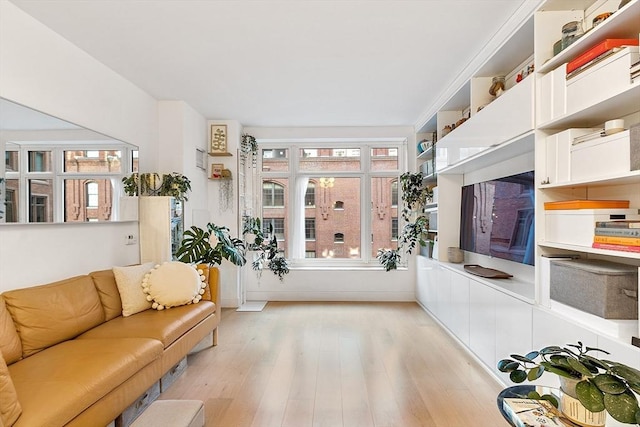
[[159, 302, 508, 427]]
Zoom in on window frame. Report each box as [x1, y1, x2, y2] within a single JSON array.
[[257, 138, 406, 269], [3, 143, 135, 223]]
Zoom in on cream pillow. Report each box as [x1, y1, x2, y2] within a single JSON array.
[[142, 262, 206, 310], [113, 262, 155, 317]]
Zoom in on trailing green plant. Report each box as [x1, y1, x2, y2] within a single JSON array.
[[377, 172, 433, 271], [175, 223, 246, 267], [498, 341, 640, 425], [240, 133, 258, 168], [242, 216, 290, 281]]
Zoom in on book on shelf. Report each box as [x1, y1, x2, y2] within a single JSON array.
[[595, 220, 640, 229], [502, 398, 579, 427], [593, 235, 640, 246], [543, 200, 629, 210], [594, 227, 640, 237], [592, 242, 640, 253], [566, 38, 639, 75]]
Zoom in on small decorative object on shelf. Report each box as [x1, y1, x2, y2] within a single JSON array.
[[561, 20, 583, 50], [209, 124, 231, 156], [489, 75, 506, 97], [592, 12, 612, 28]]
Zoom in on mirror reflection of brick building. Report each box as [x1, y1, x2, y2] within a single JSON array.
[[3, 148, 136, 223], [262, 147, 399, 260]]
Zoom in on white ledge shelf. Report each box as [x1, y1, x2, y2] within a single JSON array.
[[538, 240, 640, 260], [538, 170, 640, 189]]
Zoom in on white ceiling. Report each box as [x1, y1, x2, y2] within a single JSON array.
[[9, 0, 530, 129]]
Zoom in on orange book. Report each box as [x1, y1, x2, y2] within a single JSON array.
[[544, 200, 630, 210], [593, 235, 640, 246]]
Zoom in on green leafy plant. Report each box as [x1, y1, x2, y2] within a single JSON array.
[[121, 172, 191, 201], [498, 342, 640, 425], [377, 172, 433, 271], [175, 223, 246, 267], [242, 216, 289, 281], [159, 172, 192, 201]]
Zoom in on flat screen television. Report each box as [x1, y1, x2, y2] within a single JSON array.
[[459, 171, 535, 266]]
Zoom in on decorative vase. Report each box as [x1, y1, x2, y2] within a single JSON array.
[[559, 377, 606, 427]]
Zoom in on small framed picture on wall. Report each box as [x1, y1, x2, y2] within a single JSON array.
[[209, 124, 229, 155], [210, 163, 224, 179]]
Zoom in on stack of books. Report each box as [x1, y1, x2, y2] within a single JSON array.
[[566, 39, 639, 80], [502, 398, 579, 427], [593, 220, 640, 253]]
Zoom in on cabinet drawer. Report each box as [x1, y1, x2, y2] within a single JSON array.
[[570, 130, 631, 181]]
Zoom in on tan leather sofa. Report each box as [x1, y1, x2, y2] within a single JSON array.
[[0, 265, 219, 427]]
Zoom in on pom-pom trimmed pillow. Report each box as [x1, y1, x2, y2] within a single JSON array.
[[142, 261, 206, 310]]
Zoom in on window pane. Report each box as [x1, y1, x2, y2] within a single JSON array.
[[262, 148, 288, 172], [5, 151, 19, 172], [299, 148, 360, 171], [307, 177, 360, 259], [4, 179, 19, 222], [28, 179, 53, 222], [131, 150, 139, 172], [64, 150, 122, 173], [263, 181, 285, 207], [370, 147, 399, 171], [28, 151, 52, 172], [64, 178, 113, 222], [305, 182, 315, 207], [305, 218, 316, 240], [371, 176, 398, 257]]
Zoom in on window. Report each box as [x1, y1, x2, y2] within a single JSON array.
[[4, 145, 134, 223], [263, 217, 285, 240], [391, 180, 398, 207], [259, 141, 404, 265], [305, 182, 315, 207], [391, 217, 398, 240], [263, 182, 285, 207], [305, 218, 316, 240], [86, 182, 99, 208]]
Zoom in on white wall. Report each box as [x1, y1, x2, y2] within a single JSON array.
[[240, 126, 417, 303], [0, 2, 159, 291]]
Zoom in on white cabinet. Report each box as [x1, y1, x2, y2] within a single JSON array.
[[469, 281, 496, 369], [449, 273, 470, 346], [435, 265, 452, 327], [139, 196, 184, 264], [495, 292, 532, 381]]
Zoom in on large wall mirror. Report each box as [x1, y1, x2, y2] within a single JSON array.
[[0, 98, 139, 224]]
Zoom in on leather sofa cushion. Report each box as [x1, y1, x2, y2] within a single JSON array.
[[8, 337, 162, 427], [90, 269, 123, 321], [0, 350, 21, 427], [0, 297, 22, 364], [78, 301, 215, 348], [3, 275, 106, 357]]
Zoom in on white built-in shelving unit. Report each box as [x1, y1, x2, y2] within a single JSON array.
[[414, 0, 640, 388]]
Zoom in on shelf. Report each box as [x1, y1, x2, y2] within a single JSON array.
[[537, 0, 640, 74], [424, 204, 438, 212], [422, 172, 437, 184], [208, 152, 233, 157], [538, 240, 640, 260], [538, 169, 640, 189], [439, 131, 535, 175], [539, 82, 640, 130], [417, 144, 436, 161]]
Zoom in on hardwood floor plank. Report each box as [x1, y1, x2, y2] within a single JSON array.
[[159, 302, 507, 427]]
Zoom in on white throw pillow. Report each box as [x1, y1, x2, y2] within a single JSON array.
[[113, 262, 155, 317], [142, 261, 206, 310]]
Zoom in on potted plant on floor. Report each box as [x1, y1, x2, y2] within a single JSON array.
[[498, 341, 640, 425]]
